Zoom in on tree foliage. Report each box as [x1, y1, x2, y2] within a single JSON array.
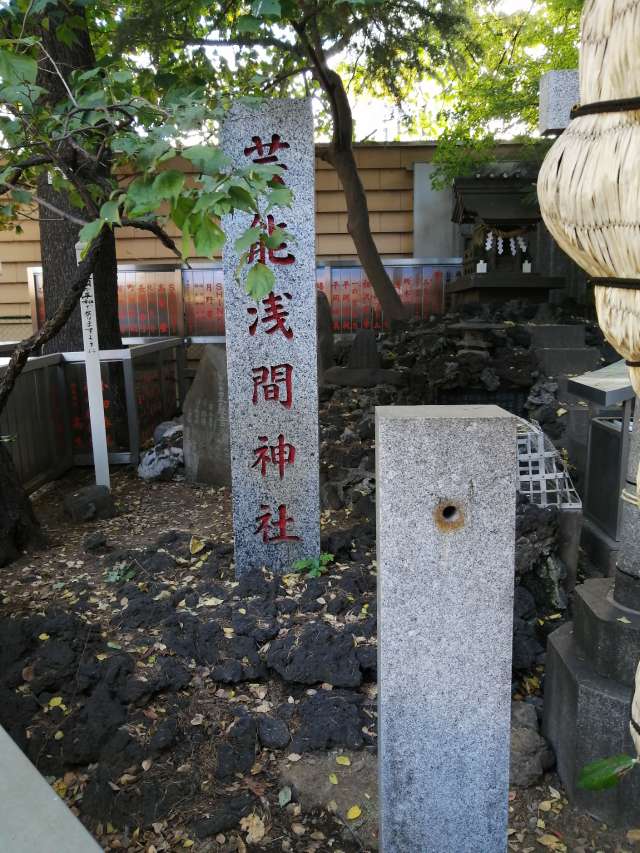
[[430, 0, 583, 186], [112, 0, 469, 318], [0, 0, 293, 302]]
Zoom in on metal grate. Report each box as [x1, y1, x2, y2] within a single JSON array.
[[517, 418, 581, 509]]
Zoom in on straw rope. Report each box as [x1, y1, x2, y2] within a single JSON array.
[[538, 0, 640, 501], [539, 0, 640, 748]]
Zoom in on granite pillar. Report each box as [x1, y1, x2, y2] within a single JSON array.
[[221, 99, 320, 575], [376, 404, 517, 853]]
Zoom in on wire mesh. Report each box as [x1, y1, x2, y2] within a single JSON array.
[[517, 418, 582, 509]]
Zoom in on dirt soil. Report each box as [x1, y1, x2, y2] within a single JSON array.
[[0, 467, 638, 853]]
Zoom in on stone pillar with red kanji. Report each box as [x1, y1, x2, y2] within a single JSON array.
[[221, 99, 320, 575]]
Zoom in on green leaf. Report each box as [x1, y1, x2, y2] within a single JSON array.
[[10, 188, 31, 204], [193, 216, 225, 257], [264, 225, 291, 249], [578, 755, 637, 791], [245, 262, 274, 301], [265, 185, 293, 212], [170, 195, 196, 230], [278, 786, 292, 807], [124, 175, 160, 215], [235, 226, 261, 253], [78, 219, 104, 252], [236, 15, 261, 32], [182, 145, 230, 175], [99, 200, 121, 224], [153, 170, 185, 202], [0, 49, 37, 85], [228, 184, 257, 213]]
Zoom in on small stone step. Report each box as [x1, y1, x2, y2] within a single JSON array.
[[535, 346, 602, 377], [528, 323, 586, 348], [574, 577, 640, 686]]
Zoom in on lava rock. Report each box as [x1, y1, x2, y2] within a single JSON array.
[[150, 716, 179, 753], [83, 530, 107, 552], [257, 715, 290, 750], [64, 485, 117, 522], [291, 692, 364, 753], [214, 714, 257, 781], [510, 725, 555, 787], [193, 793, 256, 839], [266, 623, 362, 688]]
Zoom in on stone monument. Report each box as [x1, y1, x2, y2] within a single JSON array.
[[221, 99, 320, 575], [376, 404, 517, 852], [183, 345, 231, 486]]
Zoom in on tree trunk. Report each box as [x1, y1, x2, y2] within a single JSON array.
[[312, 62, 408, 321], [34, 2, 121, 353], [0, 5, 122, 565], [0, 443, 46, 567]]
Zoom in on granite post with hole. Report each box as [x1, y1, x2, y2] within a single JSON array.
[[221, 99, 320, 575], [376, 404, 517, 852]]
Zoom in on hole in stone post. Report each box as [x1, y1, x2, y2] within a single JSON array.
[[434, 500, 465, 531]]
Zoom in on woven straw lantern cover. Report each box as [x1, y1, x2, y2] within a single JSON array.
[[538, 0, 640, 758]]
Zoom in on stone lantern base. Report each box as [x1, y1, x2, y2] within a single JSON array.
[[544, 577, 640, 826]]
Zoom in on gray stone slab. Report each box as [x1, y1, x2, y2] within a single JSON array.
[[183, 344, 231, 486], [0, 725, 101, 852], [376, 404, 517, 853], [534, 346, 601, 377], [539, 70, 579, 135], [566, 359, 634, 406], [527, 324, 585, 348], [221, 99, 319, 574]]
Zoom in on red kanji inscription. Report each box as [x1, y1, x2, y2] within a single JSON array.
[[247, 291, 294, 339], [251, 364, 293, 409], [244, 134, 290, 164], [252, 434, 296, 479], [255, 503, 300, 543], [247, 214, 295, 266]]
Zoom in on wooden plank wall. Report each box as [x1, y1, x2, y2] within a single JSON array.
[[0, 142, 437, 332]]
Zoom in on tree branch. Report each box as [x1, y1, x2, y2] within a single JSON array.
[[120, 218, 182, 259], [0, 230, 106, 416]]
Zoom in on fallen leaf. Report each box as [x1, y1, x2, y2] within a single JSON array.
[[200, 597, 224, 607], [336, 755, 351, 767], [278, 786, 292, 807], [329, 773, 338, 785], [548, 786, 561, 800], [190, 714, 204, 726], [141, 759, 153, 772], [38, 633, 50, 641], [346, 805, 362, 820], [54, 731, 64, 740], [539, 800, 552, 812], [287, 753, 302, 762], [48, 697, 64, 708], [182, 840, 194, 849], [189, 536, 205, 555], [95, 653, 108, 661], [537, 834, 566, 851], [21, 665, 34, 682], [618, 616, 632, 625], [291, 822, 306, 836], [240, 814, 265, 844], [627, 829, 640, 842]]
